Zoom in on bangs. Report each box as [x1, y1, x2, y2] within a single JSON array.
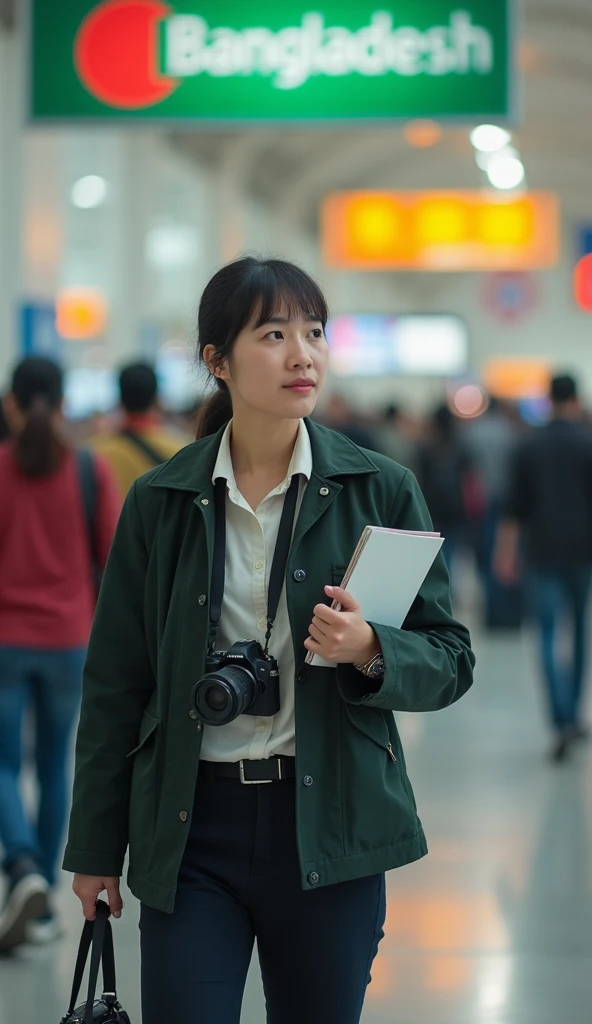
[[252, 267, 328, 329], [232, 260, 328, 338]]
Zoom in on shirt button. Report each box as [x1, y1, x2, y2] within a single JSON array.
[[303, 775, 314, 787], [198, 594, 207, 606], [179, 811, 188, 822], [308, 871, 320, 885], [189, 710, 197, 720], [255, 560, 264, 570], [319, 487, 330, 496], [293, 569, 306, 582]]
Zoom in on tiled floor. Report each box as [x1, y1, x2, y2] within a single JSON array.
[[1, 626, 591, 1022]]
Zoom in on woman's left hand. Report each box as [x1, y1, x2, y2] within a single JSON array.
[[304, 586, 381, 665]]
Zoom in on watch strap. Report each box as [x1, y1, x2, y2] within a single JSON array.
[[354, 652, 385, 678]]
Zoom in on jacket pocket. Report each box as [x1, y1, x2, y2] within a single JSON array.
[[340, 703, 419, 853], [126, 710, 160, 759], [127, 710, 161, 869], [343, 703, 396, 762], [332, 566, 349, 587]]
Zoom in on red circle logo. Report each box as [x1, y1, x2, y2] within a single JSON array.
[[74, 0, 178, 110]]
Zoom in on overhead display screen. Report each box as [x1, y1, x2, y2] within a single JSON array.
[[63, 368, 119, 419], [327, 313, 469, 377]]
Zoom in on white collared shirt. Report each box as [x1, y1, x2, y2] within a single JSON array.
[[200, 418, 312, 762]]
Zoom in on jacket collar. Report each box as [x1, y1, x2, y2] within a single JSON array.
[[148, 418, 379, 494]]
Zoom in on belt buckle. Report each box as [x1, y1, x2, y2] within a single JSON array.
[[239, 759, 278, 784]]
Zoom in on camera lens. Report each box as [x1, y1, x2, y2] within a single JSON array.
[[192, 665, 257, 726], [205, 685, 229, 713]]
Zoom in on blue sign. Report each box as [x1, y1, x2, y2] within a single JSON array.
[[578, 227, 592, 259], [20, 302, 62, 358]]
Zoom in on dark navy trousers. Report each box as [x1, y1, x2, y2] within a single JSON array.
[[140, 774, 386, 1024]]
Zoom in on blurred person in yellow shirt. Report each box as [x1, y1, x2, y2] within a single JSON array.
[[92, 362, 189, 497]]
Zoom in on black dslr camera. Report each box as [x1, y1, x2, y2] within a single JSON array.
[[191, 639, 280, 726]]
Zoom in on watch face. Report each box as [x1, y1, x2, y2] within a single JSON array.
[[368, 657, 385, 678]]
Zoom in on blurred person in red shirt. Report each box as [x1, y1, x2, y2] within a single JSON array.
[[0, 357, 121, 951]]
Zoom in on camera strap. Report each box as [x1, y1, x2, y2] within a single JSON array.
[[209, 473, 300, 653]]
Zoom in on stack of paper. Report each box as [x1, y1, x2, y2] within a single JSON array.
[[306, 526, 444, 667]]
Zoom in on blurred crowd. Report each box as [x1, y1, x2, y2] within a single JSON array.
[[0, 356, 591, 954], [319, 388, 524, 624], [319, 378, 592, 763]]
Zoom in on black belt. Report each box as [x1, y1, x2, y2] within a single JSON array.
[[198, 756, 295, 785]]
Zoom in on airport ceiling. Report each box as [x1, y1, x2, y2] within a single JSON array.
[[4, 0, 591, 226], [170, 0, 592, 230]]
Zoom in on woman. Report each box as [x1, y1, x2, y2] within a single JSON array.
[[65, 258, 475, 1024], [0, 357, 121, 952]]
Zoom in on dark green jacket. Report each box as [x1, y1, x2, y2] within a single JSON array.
[[63, 419, 475, 913]]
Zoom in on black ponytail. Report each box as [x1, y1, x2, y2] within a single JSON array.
[[195, 385, 233, 441], [10, 357, 67, 477], [195, 255, 328, 440]]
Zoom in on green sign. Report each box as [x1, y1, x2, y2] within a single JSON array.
[[30, 1, 514, 123]]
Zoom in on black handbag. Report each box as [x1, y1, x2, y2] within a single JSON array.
[[60, 900, 131, 1024]]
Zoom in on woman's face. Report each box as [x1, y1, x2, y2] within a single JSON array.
[[206, 300, 330, 421]]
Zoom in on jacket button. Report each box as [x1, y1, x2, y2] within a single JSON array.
[[293, 569, 306, 582], [179, 810, 188, 822], [198, 594, 207, 606], [319, 487, 330, 496], [197, 722, 202, 732], [189, 710, 197, 720], [297, 667, 306, 683], [303, 775, 314, 787], [201, 499, 209, 506], [308, 871, 320, 885]]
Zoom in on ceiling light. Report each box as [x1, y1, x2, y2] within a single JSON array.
[[486, 154, 525, 190], [475, 144, 518, 171], [475, 150, 497, 171], [470, 124, 511, 153], [71, 175, 109, 209], [145, 225, 200, 268], [451, 384, 488, 419], [403, 120, 443, 148]]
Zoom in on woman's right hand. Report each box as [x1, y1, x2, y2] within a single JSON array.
[[73, 874, 123, 921]]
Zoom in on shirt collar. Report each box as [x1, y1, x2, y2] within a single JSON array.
[[212, 419, 313, 500], [148, 418, 379, 494]]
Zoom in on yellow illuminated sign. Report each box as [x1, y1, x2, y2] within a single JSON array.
[[483, 359, 552, 399], [55, 287, 108, 339], [322, 191, 559, 271]]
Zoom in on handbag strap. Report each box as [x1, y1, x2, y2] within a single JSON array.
[[67, 901, 117, 1022]]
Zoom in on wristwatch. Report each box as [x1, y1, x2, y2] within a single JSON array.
[[354, 652, 385, 680]]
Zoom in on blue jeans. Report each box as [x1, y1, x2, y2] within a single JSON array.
[[0, 646, 85, 888], [531, 568, 592, 730]]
